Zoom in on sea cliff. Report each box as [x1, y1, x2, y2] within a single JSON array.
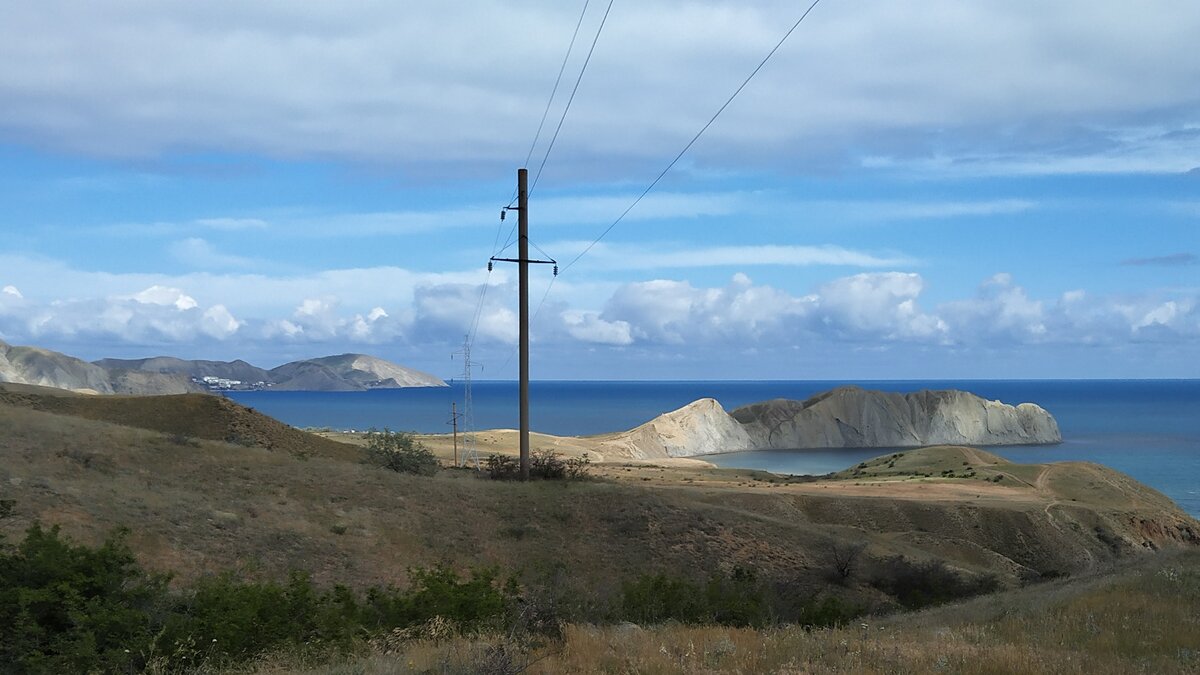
[[600, 386, 1061, 459]]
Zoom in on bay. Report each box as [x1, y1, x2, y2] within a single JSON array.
[[228, 379, 1200, 517]]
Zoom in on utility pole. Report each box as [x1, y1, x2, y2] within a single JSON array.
[[491, 168, 556, 481], [449, 402, 460, 466], [517, 168, 530, 480]]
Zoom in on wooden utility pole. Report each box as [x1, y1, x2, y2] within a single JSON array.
[[449, 402, 460, 466], [490, 168, 555, 482], [517, 168, 531, 480]]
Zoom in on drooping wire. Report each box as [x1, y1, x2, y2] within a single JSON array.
[[525, 0, 592, 171], [474, 3, 594, 347], [560, 0, 825, 274], [528, 0, 615, 196]]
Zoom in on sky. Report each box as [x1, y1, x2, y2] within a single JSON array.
[[1, 0, 1198, 380]]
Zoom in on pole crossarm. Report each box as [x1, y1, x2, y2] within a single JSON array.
[[490, 256, 557, 266]]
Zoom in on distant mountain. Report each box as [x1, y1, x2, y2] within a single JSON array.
[[1, 340, 199, 394], [270, 353, 446, 390], [0, 340, 446, 395], [95, 356, 271, 384]]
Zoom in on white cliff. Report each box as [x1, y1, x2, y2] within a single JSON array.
[[600, 387, 1061, 460], [598, 398, 756, 459], [732, 387, 1061, 450]]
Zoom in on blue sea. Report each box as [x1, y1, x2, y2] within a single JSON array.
[[228, 380, 1200, 518]]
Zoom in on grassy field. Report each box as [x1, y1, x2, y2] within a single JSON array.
[[254, 548, 1200, 674], [2, 385, 1198, 672]]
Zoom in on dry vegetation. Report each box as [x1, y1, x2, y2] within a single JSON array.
[[2, 384, 1198, 673], [256, 548, 1200, 674]]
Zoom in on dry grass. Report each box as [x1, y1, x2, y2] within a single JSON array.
[[253, 549, 1200, 674]]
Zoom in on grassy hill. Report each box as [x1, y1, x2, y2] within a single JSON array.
[[0, 385, 1197, 672]]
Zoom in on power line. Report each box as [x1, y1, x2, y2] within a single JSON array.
[[524, 0, 593, 172], [561, 0, 824, 274], [476, 1, 597, 346], [529, 0, 615, 196]]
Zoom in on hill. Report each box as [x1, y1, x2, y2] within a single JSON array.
[[0, 382, 359, 462], [1, 339, 198, 394], [0, 338, 446, 394], [0, 385, 1193, 594]]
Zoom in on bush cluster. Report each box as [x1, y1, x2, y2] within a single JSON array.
[[0, 525, 516, 674], [484, 449, 591, 481], [868, 555, 999, 609], [619, 568, 858, 629], [364, 428, 439, 476]]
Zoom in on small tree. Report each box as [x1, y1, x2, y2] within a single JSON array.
[[364, 428, 438, 476], [825, 541, 867, 584]]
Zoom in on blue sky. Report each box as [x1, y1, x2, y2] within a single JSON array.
[[1, 1, 1197, 379]]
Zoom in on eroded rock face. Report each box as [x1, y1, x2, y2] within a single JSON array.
[[603, 387, 1061, 459], [599, 398, 756, 459], [731, 386, 1061, 450]]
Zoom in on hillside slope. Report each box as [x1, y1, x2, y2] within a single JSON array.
[[0, 382, 358, 461], [0, 389, 1192, 593], [269, 353, 446, 390], [1, 340, 198, 394]]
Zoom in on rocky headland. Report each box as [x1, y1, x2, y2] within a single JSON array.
[[597, 386, 1061, 459]]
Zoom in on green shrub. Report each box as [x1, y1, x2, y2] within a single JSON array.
[[362, 565, 516, 633], [364, 428, 438, 475], [485, 453, 521, 480], [0, 524, 166, 674], [619, 568, 772, 627]]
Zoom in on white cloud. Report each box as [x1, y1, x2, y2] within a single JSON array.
[[130, 285, 199, 311], [0, 251, 1196, 365], [2, 285, 22, 299], [562, 311, 633, 346]]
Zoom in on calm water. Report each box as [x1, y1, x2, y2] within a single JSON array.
[[228, 380, 1200, 517]]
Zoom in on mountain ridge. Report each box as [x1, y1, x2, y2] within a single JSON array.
[[0, 339, 445, 394]]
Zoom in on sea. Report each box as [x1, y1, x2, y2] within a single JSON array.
[[228, 380, 1200, 518]]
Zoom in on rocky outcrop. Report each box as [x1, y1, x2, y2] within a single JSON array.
[[732, 386, 1061, 449], [599, 398, 756, 459], [602, 386, 1061, 460]]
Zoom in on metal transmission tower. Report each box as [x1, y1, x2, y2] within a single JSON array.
[[491, 168, 556, 480], [452, 337, 482, 470]]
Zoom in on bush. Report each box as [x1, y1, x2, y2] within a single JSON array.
[[485, 454, 521, 480], [0, 525, 519, 673], [869, 555, 999, 609], [364, 428, 438, 476], [485, 451, 592, 481], [0, 524, 167, 674], [619, 568, 771, 628]]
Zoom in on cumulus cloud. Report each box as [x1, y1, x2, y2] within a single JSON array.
[[5, 285, 243, 345], [0, 251, 1196, 369], [562, 311, 634, 346]]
